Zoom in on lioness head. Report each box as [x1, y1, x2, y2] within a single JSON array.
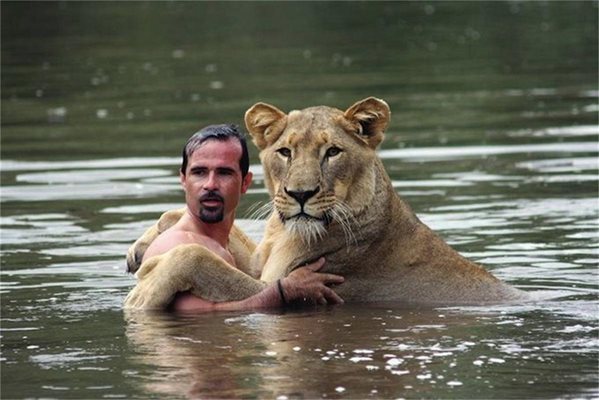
[[245, 97, 390, 244]]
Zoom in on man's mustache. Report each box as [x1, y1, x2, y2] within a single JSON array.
[[200, 191, 224, 203]]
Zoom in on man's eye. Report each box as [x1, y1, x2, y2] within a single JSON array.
[[325, 147, 342, 158], [277, 147, 292, 158]]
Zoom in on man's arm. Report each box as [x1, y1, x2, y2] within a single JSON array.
[[170, 258, 344, 312], [132, 229, 345, 311]]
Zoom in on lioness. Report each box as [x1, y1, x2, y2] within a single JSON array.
[[125, 97, 527, 308]]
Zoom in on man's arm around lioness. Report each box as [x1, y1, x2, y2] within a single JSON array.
[[143, 224, 344, 312]]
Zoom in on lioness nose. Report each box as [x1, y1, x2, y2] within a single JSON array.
[[285, 187, 320, 206]]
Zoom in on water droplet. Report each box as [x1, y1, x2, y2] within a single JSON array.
[[353, 349, 374, 354], [209, 81, 224, 90], [350, 356, 372, 363], [47, 107, 67, 123], [391, 369, 410, 376], [386, 357, 403, 366], [172, 49, 185, 59]]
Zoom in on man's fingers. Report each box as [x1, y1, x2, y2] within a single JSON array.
[[319, 273, 344, 285], [323, 287, 344, 305], [284, 258, 345, 307], [303, 257, 326, 272]]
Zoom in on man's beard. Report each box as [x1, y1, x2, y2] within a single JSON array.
[[199, 207, 224, 223], [198, 191, 225, 223]]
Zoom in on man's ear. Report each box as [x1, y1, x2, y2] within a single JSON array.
[[244, 102, 287, 150], [179, 169, 187, 192], [343, 97, 390, 149], [241, 171, 253, 194]]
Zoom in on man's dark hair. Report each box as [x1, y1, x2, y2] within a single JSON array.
[[181, 124, 250, 177]]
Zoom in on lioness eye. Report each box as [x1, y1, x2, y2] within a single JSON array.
[[277, 147, 292, 158], [325, 147, 342, 158]]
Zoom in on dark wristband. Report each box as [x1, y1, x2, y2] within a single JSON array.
[[277, 279, 288, 305]]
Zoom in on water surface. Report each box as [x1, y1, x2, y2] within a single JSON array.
[[1, 2, 597, 399]]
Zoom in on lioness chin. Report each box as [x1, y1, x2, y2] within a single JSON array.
[[125, 97, 528, 309]]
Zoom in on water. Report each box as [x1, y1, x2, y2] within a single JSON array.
[[1, 2, 598, 399]]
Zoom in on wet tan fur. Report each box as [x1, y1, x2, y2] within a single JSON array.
[[124, 209, 264, 309]]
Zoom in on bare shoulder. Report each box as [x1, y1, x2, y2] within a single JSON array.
[[142, 228, 200, 262]]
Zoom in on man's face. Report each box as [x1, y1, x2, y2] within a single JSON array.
[[180, 138, 252, 224]]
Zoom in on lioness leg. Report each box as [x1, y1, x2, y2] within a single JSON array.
[[126, 208, 258, 277], [126, 208, 185, 273], [124, 244, 266, 309]]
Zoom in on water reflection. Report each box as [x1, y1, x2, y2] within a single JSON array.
[[123, 304, 598, 399], [378, 141, 596, 161], [2, 142, 596, 203], [123, 308, 488, 398]]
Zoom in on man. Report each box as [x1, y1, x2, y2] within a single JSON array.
[[141, 124, 344, 311]]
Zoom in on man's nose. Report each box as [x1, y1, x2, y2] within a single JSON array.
[[203, 171, 219, 190]]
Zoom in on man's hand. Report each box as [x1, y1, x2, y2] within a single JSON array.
[[280, 258, 344, 306], [169, 258, 343, 313]]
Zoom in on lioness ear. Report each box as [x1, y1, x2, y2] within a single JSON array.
[[244, 102, 287, 150], [343, 97, 390, 149]]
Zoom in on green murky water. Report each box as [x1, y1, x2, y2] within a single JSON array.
[[1, 2, 597, 399]]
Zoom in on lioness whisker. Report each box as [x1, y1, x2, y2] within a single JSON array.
[[329, 201, 358, 249], [287, 217, 327, 247], [245, 200, 263, 216], [247, 201, 274, 221]]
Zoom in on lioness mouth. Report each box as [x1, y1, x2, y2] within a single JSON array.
[[287, 211, 319, 221], [282, 211, 332, 225], [279, 211, 331, 244]]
